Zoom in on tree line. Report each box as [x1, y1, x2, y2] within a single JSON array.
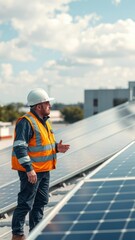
[[0, 102, 84, 124]]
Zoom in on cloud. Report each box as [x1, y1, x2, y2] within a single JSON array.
[[0, 0, 134, 61], [1, 63, 13, 78], [0, 0, 72, 20], [0, 0, 135, 104], [0, 0, 100, 58], [112, 0, 121, 6], [0, 39, 34, 61]]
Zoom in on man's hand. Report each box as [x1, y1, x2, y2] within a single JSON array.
[[57, 140, 70, 153], [27, 169, 37, 184]]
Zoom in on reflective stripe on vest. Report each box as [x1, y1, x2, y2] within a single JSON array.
[[25, 113, 42, 146]]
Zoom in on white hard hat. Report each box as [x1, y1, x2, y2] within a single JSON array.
[[27, 88, 54, 106]]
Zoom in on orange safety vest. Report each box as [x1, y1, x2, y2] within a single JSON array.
[[12, 112, 57, 172]]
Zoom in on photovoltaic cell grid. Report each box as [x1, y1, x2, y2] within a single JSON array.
[[37, 180, 135, 240], [28, 142, 135, 240], [0, 180, 19, 215], [91, 142, 135, 179], [0, 147, 18, 186]]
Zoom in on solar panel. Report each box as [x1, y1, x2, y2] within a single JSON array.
[[55, 101, 135, 143], [0, 180, 19, 216], [0, 147, 18, 186], [27, 141, 135, 240], [1, 101, 135, 216], [91, 142, 135, 179]]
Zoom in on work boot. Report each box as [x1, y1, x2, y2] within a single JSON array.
[[11, 235, 26, 240]]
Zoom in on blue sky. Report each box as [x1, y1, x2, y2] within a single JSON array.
[[0, 0, 135, 105]]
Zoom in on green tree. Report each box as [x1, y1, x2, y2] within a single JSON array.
[[61, 106, 83, 123], [0, 103, 25, 122]]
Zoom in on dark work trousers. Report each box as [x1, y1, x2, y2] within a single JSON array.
[[12, 171, 50, 235]]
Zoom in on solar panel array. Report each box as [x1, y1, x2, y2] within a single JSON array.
[[28, 142, 135, 240], [1, 101, 135, 216]]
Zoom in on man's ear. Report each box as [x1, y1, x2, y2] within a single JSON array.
[[36, 104, 41, 110]]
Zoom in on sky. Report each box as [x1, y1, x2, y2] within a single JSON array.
[[0, 0, 135, 105]]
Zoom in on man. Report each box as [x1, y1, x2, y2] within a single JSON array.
[[11, 88, 70, 240]]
